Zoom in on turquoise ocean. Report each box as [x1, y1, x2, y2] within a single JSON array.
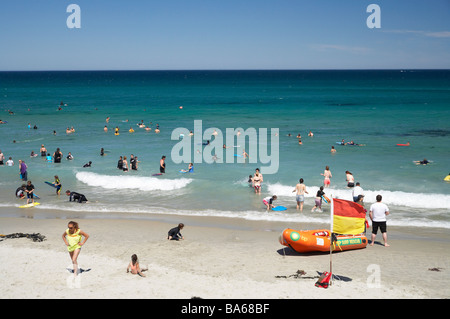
[[1, 70, 449, 229]]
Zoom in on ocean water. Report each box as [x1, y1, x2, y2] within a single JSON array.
[[1, 70, 449, 229]]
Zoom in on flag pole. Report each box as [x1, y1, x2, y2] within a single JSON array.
[[329, 195, 334, 286]]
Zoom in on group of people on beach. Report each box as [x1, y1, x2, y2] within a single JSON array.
[[1, 118, 407, 259], [248, 163, 390, 246], [250, 165, 333, 213], [3, 142, 90, 204], [63, 220, 185, 277]]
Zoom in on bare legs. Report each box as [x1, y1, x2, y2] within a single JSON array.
[[69, 248, 81, 275]]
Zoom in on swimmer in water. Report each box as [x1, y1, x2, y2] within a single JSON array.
[[414, 158, 430, 165], [180, 163, 194, 173], [321, 166, 332, 188], [252, 170, 263, 194], [346, 171, 355, 188], [40, 144, 47, 157], [83, 161, 92, 168], [159, 156, 166, 173], [122, 156, 129, 172]]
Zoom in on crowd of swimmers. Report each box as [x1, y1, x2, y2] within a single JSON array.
[[247, 164, 369, 214]]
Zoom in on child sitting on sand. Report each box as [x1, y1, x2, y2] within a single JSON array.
[[126, 254, 148, 277]]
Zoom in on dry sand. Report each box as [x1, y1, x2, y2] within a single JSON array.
[[1, 213, 449, 300]]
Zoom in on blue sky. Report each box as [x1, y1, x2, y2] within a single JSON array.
[[0, 0, 449, 70]]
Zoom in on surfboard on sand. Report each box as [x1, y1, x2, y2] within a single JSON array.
[[19, 202, 40, 208], [272, 206, 287, 211]]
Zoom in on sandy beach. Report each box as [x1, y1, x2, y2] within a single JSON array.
[[1, 208, 449, 300]]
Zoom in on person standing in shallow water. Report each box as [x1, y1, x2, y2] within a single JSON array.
[[292, 178, 308, 212], [19, 160, 28, 181], [321, 166, 332, 188], [53, 148, 62, 163], [160, 155, 166, 173], [62, 221, 89, 276]]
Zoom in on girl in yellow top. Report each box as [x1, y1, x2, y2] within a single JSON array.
[[62, 221, 89, 275]]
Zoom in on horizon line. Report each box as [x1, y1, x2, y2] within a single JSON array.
[[1, 68, 449, 72]]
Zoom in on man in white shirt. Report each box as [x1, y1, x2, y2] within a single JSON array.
[[6, 157, 14, 166], [369, 194, 390, 247], [352, 182, 363, 202]]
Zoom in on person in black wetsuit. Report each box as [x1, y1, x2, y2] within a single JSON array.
[[167, 223, 184, 240], [83, 161, 92, 168], [414, 158, 430, 165], [66, 190, 88, 203], [25, 181, 35, 204], [160, 155, 166, 173], [53, 148, 62, 163], [15, 184, 26, 198]]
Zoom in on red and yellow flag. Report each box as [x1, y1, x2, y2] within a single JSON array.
[[332, 198, 366, 235]]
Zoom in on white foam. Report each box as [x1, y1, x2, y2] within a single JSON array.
[[1, 200, 448, 230], [267, 183, 450, 210], [75, 172, 193, 192]]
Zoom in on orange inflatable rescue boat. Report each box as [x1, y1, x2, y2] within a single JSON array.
[[279, 228, 368, 253]]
